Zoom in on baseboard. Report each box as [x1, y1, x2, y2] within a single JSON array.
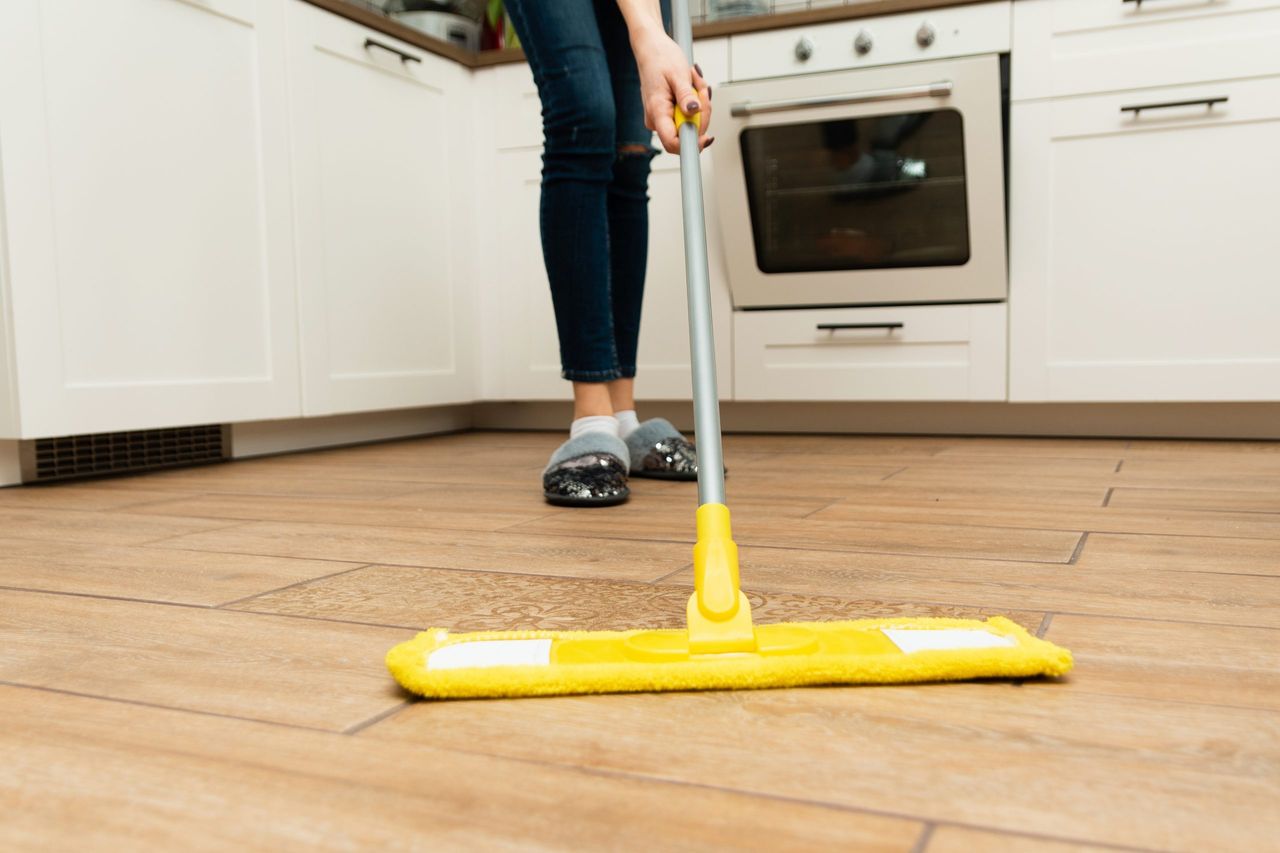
[[473, 400, 1280, 440], [8, 399, 1270, 480], [229, 405, 474, 458], [0, 440, 19, 486]]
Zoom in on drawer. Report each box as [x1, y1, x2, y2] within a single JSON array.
[[728, 2, 1010, 81], [299, 1, 457, 85], [1035, 74, 1280, 138], [733, 304, 1006, 401], [1013, 0, 1280, 101]]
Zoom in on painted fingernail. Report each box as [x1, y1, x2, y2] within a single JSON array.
[[708, 85, 713, 100], [694, 63, 704, 77], [686, 100, 699, 113], [707, 136, 716, 148]]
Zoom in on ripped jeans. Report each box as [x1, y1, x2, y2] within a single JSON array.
[[503, 0, 669, 382]]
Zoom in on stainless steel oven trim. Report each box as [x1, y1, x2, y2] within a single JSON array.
[[711, 54, 1008, 309], [729, 81, 954, 117]]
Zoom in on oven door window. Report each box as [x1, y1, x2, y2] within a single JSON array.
[[740, 108, 970, 274]]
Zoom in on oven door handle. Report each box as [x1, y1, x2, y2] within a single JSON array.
[[730, 81, 953, 118]]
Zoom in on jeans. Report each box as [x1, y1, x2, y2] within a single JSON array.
[[503, 0, 669, 382]]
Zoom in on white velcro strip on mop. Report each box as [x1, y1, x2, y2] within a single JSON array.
[[427, 639, 553, 671], [881, 628, 1017, 655]]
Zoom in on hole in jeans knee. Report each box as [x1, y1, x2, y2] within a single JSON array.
[[617, 144, 649, 155]]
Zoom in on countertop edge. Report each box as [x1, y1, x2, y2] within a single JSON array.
[[299, 0, 999, 69]]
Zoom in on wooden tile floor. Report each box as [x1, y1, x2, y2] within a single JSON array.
[[2, 430, 1278, 850]]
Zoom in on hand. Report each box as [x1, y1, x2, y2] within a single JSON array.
[[631, 31, 713, 155]]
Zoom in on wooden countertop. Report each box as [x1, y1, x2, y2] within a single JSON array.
[[302, 0, 1001, 69]]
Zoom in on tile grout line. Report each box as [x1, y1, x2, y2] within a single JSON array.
[[1035, 612, 1055, 639], [1067, 532, 1090, 565], [0, 583, 423, 632], [1101, 487, 1114, 507], [406, 739, 1156, 853], [649, 563, 694, 584], [1025, 608, 1280, 632], [97, 492, 223, 513], [1115, 459, 1125, 473], [880, 466, 909, 481], [0, 679, 341, 735], [800, 498, 845, 519], [494, 526, 1083, 565], [134, 521, 252, 547], [909, 823, 936, 853], [343, 699, 417, 735], [215, 563, 378, 609]]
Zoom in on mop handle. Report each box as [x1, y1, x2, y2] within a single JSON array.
[[671, 0, 725, 508]]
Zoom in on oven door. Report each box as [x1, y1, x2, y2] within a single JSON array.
[[712, 54, 1006, 309]]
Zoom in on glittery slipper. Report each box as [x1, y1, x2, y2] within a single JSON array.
[[624, 418, 708, 481], [542, 432, 631, 507]]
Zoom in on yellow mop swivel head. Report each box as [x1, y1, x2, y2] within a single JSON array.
[[386, 2, 1071, 700], [386, 504, 1072, 700]]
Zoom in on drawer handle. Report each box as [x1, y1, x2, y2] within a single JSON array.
[[364, 38, 422, 64], [1122, 0, 1215, 7], [816, 322, 904, 331], [1120, 96, 1227, 116], [731, 82, 952, 118]]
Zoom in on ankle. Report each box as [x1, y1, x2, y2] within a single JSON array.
[[570, 415, 620, 441], [614, 409, 641, 439]]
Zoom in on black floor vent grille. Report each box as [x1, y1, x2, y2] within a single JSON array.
[[31, 424, 227, 482]]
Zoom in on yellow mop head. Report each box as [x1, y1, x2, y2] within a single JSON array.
[[387, 505, 1072, 700]]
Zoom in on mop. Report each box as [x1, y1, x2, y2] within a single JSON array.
[[385, 0, 1072, 700]]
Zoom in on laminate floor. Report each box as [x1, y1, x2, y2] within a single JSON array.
[[2, 431, 1277, 851]]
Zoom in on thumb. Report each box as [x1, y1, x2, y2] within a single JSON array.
[[670, 71, 700, 116]]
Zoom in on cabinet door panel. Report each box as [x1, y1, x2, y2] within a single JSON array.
[[1009, 77, 1280, 401], [636, 153, 733, 401], [1013, 0, 1280, 101], [0, 0, 300, 437], [289, 4, 472, 415], [493, 150, 569, 400]]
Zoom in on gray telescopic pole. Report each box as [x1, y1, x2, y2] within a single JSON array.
[[670, 0, 725, 508]]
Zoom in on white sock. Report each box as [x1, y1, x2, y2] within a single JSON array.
[[614, 409, 641, 439], [570, 415, 619, 441]]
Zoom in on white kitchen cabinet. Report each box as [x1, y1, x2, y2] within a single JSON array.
[[1013, 0, 1280, 101], [477, 39, 734, 402], [0, 0, 301, 439], [1009, 76, 1280, 401], [735, 303, 1006, 401], [286, 1, 475, 415]]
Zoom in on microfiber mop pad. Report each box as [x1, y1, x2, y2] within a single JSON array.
[[387, 615, 1071, 700]]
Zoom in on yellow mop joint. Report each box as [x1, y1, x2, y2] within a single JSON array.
[[385, 0, 1071, 700]]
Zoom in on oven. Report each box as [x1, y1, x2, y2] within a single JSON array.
[[712, 53, 1007, 309]]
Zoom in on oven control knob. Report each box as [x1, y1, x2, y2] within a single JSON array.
[[916, 22, 937, 48], [794, 36, 814, 62], [853, 29, 873, 56]]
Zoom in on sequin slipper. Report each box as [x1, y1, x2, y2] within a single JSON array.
[[624, 418, 705, 481], [542, 432, 631, 507]]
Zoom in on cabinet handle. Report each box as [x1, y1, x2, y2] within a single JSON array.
[[816, 322, 904, 331], [1120, 96, 1227, 116], [731, 82, 952, 118], [1122, 0, 1216, 7], [364, 38, 422, 64]]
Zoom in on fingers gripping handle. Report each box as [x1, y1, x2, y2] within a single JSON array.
[[674, 103, 702, 134]]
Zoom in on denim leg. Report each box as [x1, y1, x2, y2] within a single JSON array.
[[504, 0, 621, 382], [595, 0, 669, 379]]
